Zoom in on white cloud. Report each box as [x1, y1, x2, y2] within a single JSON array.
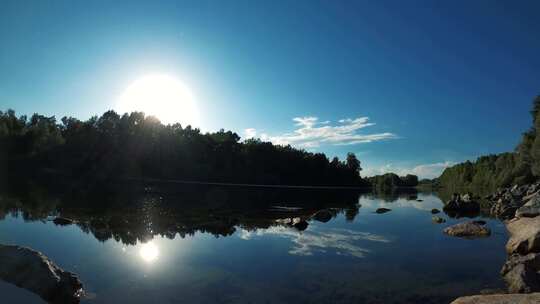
[[246, 116, 397, 148], [244, 128, 257, 139], [363, 161, 454, 179]]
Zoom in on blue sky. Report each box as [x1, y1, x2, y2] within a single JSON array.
[[1, 0, 540, 178]]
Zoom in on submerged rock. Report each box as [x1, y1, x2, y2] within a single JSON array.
[[443, 221, 491, 238], [431, 208, 440, 214], [451, 293, 540, 304], [375, 208, 391, 214], [0, 244, 83, 304], [432, 216, 445, 224], [505, 216, 540, 255]]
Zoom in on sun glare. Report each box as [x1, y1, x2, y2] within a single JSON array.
[[117, 74, 200, 126], [139, 242, 159, 263]]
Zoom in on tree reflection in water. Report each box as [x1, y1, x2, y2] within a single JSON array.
[[0, 182, 368, 245]]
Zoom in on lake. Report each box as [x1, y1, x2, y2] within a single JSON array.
[[0, 185, 508, 304]]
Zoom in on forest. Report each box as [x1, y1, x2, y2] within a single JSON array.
[[439, 95, 540, 192], [367, 173, 419, 192], [0, 109, 369, 188]]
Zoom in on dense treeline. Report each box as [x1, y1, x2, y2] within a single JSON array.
[[0, 109, 369, 187], [367, 173, 419, 191], [439, 95, 540, 191]]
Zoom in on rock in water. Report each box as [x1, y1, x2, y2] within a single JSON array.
[[53, 217, 74, 226], [0, 244, 83, 304], [505, 216, 540, 255], [375, 208, 391, 214], [443, 221, 491, 238], [312, 210, 332, 223], [444, 193, 480, 213], [293, 220, 308, 231], [461, 193, 473, 203], [431, 209, 440, 214], [450, 293, 540, 304], [432, 216, 445, 224]]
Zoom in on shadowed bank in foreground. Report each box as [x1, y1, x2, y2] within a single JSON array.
[[0, 245, 83, 304]]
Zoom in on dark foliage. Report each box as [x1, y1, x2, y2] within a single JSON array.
[[439, 95, 540, 192], [367, 173, 419, 191], [0, 109, 369, 187]]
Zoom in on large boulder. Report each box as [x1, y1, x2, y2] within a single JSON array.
[[488, 185, 532, 219], [526, 183, 540, 196], [500, 253, 540, 293], [516, 194, 540, 218], [523, 190, 539, 202], [505, 216, 540, 255], [490, 197, 521, 219], [450, 293, 540, 304], [443, 221, 491, 238], [0, 244, 83, 304], [510, 184, 530, 198]]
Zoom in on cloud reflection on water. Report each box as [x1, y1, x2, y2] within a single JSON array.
[[359, 195, 443, 212], [239, 226, 390, 258]]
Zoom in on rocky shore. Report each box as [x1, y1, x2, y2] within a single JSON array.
[[488, 183, 540, 219], [0, 244, 83, 304], [487, 183, 540, 294], [450, 182, 540, 302], [451, 293, 540, 304]]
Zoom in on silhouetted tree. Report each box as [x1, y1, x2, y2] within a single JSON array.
[[0, 109, 371, 188], [346, 152, 361, 174]]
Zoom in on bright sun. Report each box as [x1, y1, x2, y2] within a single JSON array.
[[117, 74, 200, 126]]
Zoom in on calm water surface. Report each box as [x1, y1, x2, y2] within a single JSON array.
[[0, 187, 508, 304]]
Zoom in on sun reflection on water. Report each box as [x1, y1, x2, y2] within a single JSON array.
[[139, 242, 159, 263]]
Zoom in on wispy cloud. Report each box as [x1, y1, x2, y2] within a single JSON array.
[[244, 116, 397, 148], [363, 161, 454, 179]]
